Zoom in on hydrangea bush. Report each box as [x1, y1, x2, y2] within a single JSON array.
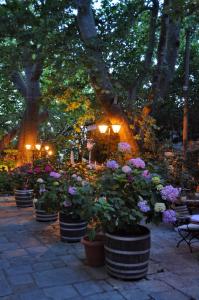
[[93, 154, 181, 234]]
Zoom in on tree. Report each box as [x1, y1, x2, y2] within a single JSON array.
[[0, 0, 76, 164]]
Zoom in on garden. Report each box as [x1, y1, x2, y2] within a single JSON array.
[[0, 1, 199, 299]]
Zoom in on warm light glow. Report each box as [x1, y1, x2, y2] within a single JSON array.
[[25, 144, 31, 150], [45, 145, 49, 151], [98, 125, 108, 133], [112, 124, 121, 133], [48, 150, 53, 156], [35, 144, 41, 150]]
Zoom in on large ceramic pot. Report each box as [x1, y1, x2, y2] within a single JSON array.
[[104, 225, 150, 280], [15, 189, 33, 208], [35, 209, 58, 222], [59, 211, 87, 243], [81, 234, 105, 267]]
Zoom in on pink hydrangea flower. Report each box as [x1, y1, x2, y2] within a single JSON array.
[[118, 142, 131, 153], [49, 171, 61, 179], [45, 165, 53, 173], [142, 170, 151, 179], [129, 158, 145, 169], [34, 167, 41, 174]]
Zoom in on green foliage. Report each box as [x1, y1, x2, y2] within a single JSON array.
[[0, 171, 14, 194]]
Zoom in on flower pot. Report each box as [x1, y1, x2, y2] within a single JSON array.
[[35, 209, 58, 222], [81, 234, 105, 267], [15, 189, 33, 208], [104, 225, 150, 280], [59, 212, 87, 243]]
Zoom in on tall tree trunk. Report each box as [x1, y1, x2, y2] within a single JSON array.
[[152, 0, 181, 105], [76, 0, 139, 154], [11, 59, 44, 166], [183, 29, 191, 161]]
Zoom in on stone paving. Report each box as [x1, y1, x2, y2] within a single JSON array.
[[0, 196, 199, 300]]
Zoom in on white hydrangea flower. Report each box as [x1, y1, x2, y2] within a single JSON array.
[[122, 165, 132, 174], [155, 202, 166, 212], [72, 174, 77, 179], [77, 176, 82, 182], [33, 198, 38, 204], [37, 178, 44, 183]]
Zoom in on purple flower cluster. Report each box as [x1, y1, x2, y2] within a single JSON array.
[[138, 200, 150, 212], [106, 160, 119, 170], [63, 200, 72, 207], [142, 170, 151, 179], [68, 186, 77, 195], [118, 142, 131, 153], [160, 185, 181, 203], [49, 171, 61, 179], [162, 209, 176, 223], [129, 158, 145, 169]]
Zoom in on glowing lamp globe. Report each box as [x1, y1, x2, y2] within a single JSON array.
[[45, 145, 49, 151], [112, 124, 121, 133], [25, 144, 31, 150], [48, 150, 53, 156], [98, 125, 108, 134], [35, 144, 41, 150]]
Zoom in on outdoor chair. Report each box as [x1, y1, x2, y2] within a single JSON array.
[[174, 205, 199, 252]]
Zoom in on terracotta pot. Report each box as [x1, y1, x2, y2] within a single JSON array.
[[81, 234, 105, 267]]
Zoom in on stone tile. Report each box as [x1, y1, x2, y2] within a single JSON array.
[[149, 290, 190, 300], [26, 246, 49, 255], [2, 249, 28, 258], [135, 279, 172, 293], [32, 262, 53, 272], [181, 286, 199, 300], [33, 267, 91, 288], [18, 289, 49, 300], [44, 285, 79, 299], [120, 288, 150, 300], [74, 281, 104, 296], [0, 259, 10, 269], [0, 236, 8, 243], [85, 291, 125, 300], [5, 265, 33, 275], [0, 242, 19, 251], [0, 273, 12, 297], [8, 274, 33, 286]]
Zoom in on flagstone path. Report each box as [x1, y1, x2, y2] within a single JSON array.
[[0, 196, 199, 300]]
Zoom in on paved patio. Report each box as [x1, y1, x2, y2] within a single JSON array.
[[0, 196, 199, 300]]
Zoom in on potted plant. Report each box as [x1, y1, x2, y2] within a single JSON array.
[[81, 205, 105, 267], [12, 164, 34, 208], [59, 174, 94, 243], [94, 157, 180, 280], [33, 171, 62, 222]]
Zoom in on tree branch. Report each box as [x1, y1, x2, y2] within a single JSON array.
[[31, 59, 43, 81], [38, 110, 49, 123], [128, 0, 159, 102], [0, 127, 19, 151], [11, 71, 27, 98]]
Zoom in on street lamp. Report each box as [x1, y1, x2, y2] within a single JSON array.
[[98, 124, 121, 134], [44, 145, 49, 151], [25, 144, 31, 150], [48, 150, 53, 156], [35, 144, 41, 151]]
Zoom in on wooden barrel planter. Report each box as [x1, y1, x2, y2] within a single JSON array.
[[15, 189, 33, 208], [59, 212, 87, 243], [104, 226, 150, 280], [35, 209, 58, 222]]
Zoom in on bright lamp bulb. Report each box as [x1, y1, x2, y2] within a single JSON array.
[[98, 125, 108, 133], [25, 144, 31, 150], [45, 145, 49, 151], [48, 150, 53, 156], [112, 124, 121, 133], [35, 144, 41, 150]]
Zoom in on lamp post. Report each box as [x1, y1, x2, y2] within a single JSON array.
[[98, 123, 121, 156], [25, 143, 53, 163]]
